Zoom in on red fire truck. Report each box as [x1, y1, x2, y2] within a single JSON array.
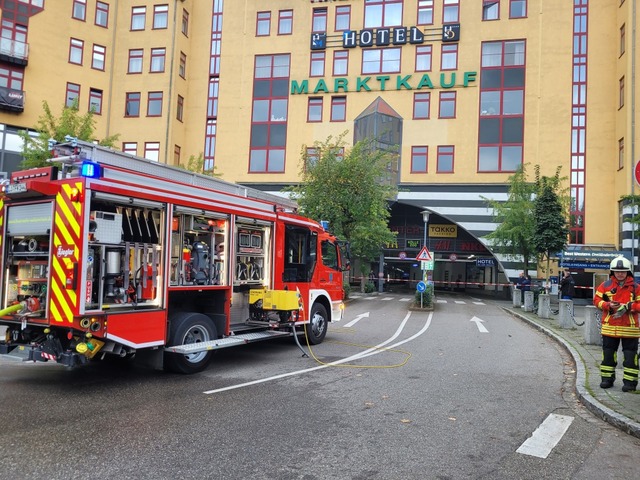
[[0, 138, 348, 373]]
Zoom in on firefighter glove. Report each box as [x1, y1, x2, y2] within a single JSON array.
[[612, 303, 629, 318]]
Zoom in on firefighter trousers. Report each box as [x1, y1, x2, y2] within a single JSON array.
[[601, 336, 639, 388]]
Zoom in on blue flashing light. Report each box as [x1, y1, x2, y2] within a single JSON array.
[[320, 220, 330, 231], [80, 161, 102, 179]]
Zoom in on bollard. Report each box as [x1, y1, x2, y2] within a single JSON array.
[[538, 294, 551, 318], [584, 305, 602, 345], [512, 288, 522, 308], [558, 299, 573, 328], [523, 291, 534, 312]]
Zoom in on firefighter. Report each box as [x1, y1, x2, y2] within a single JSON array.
[[593, 256, 640, 392]]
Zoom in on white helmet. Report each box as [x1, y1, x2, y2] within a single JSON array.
[[610, 256, 632, 272]]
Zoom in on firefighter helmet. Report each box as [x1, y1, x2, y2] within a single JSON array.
[[610, 256, 632, 272]]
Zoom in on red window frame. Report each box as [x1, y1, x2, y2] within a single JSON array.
[[441, 44, 458, 70], [278, 10, 293, 35], [153, 4, 168, 29], [415, 45, 432, 72], [364, 0, 403, 29], [411, 146, 428, 173], [443, 0, 459, 23], [256, 11, 271, 36], [95, 1, 109, 27], [128, 49, 143, 73], [437, 146, 455, 173], [125, 92, 141, 117], [147, 91, 163, 117], [92, 44, 106, 71], [509, 0, 527, 18], [310, 51, 325, 77], [179, 52, 186, 78], [150, 48, 166, 73], [482, 1, 500, 21], [312, 8, 327, 33], [182, 8, 189, 36], [417, 0, 434, 26], [333, 50, 349, 76], [72, 0, 86, 21], [122, 142, 137, 155], [89, 88, 103, 114], [131, 6, 146, 31], [144, 142, 160, 162], [177, 95, 184, 122], [335, 6, 351, 31], [413, 92, 430, 119], [307, 97, 323, 122], [438, 91, 456, 118], [69, 38, 84, 65], [65, 82, 80, 108], [330, 96, 346, 122]]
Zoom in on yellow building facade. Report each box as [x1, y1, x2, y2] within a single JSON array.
[[0, 1, 637, 291]]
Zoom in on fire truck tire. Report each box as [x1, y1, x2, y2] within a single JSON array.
[[306, 303, 328, 345], [164, 312, 217, 374]]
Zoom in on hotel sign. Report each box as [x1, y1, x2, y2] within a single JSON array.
[[311, 24, 460, 50]]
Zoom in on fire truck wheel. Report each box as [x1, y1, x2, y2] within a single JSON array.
[[164, 312, 217, 374], [306, 303, 328, 345]]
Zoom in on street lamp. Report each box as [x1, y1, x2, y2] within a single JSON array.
[[420, 210, 430, 249]]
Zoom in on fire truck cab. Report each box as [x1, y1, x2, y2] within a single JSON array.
[[0, 138, 348, 374]]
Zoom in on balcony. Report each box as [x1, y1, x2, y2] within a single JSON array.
[[0, 86, 24, 112], [0, 39, 28, 66]]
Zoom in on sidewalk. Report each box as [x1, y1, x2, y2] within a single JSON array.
[[503, 299, 640, 439]]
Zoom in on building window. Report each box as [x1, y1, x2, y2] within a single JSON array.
[[131, 6, 146, 31], [306, 147, 319, 168], [249, 54, 290, 173], [417, 0, 434, 25], [619, 76, 625, 108], [335, 6, 351, 31], [123, 142, 137, 155], [362, 47, 401, 74], [125, 92, 140, 117], [66, 82, 80, 108], [177, 95, 184, 122], [509, 0, 527, 18], [443, 0, 459, 23], [153, 4, 168, 29], [147, 91, 163, 116], [620, 24, 625, 56], [144, 142, 160, 162], [69, 38, 84, 65], [331, 96, 346, 122], [308, 97, 323, 122], [438, 91, 456, 118], [89, 88, 102, 114], [182, 8, 189, 36], [0, 66, 22, 93], [72, 0, 86, 21], [128, 49, 143, 73], [150, 48, 166, 73], [174, 145, 181, 165], [312, 8, 327, 32], [416, 45, 432, 71], [179, 52, 186, 78], [411, 146, 428, 173], [483, 1, 499, 20], [95, 2, 109, 27], [333, 50, 349, 76], [478, 40, 526, 172], [204, 119, 216, 171], [364, 0, 402, 29], [441, 44, 458, 70], [256, 11, 271, 36], [437, 146, 455, 173], [278, 10, 292, 35], [92, 44, 106, 71], [208, 78, 219, 117], [413, 92, 430, 119], [619, 138, 624, 170], [310, 51, 325, 77]]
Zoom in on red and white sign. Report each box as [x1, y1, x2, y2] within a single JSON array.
[[416, 246, 433, 261], [449, 253, 458, 262], [635, 161, 640, 186]]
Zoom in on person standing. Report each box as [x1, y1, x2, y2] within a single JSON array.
[[521, 274, 531, 292], [593, 256, 640, 392], [559, 270, 575, 300]]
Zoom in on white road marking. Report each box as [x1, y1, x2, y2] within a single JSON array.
[[399, 298, 411, 302], [344, 312, 369, 328], [470, 316, 488, 333], [381, 297, 393, 301], [436, 299, 447, 303], [516, 413, 574, 458], [472, 302, 486, 305], [454, 300, 465, 304], [203, 311, 433, 395]]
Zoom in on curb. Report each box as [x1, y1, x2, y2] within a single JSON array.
[[504, 307, 640, 439]]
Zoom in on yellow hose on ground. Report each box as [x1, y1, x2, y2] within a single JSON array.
[[0, 303, 24, 316]]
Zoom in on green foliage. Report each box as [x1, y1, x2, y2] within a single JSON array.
[[176, 152, 220, 177], [364, 282, 376, 294], [483, 165, 536, 274], [288, 133, 397, 273], [343, 281, 351, 300], [414, 284, 433, 308], [19, 100, 119, 169], [531, 165, 569, 283]]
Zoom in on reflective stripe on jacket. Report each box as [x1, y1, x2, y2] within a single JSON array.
[[593, 276, 640, 338]]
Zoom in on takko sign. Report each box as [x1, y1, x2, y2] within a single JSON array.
[[290, 71, 477, 95], [429, 224, 458, 238]]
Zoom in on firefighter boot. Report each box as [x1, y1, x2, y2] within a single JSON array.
[[621, 350, 639, 392], [600, 349, 616, 388]]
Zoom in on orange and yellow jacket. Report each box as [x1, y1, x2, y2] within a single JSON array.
[[593, 276, 640, 338]]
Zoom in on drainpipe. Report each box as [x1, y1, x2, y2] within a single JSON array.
[[632, 0, 637, 267], [105, 0, 118, 139]]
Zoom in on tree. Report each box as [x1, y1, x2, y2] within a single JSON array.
[[18, 100, 119, 168], [531, 165, 569, 289], [484, 165, 537, 275], [288, 134, 397, 291], [177, 152, 220, 177]]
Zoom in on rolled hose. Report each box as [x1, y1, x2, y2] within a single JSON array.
[[0, 303, 25, 317]]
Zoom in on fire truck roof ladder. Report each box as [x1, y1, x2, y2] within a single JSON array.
[[50, 138, 299, 212]]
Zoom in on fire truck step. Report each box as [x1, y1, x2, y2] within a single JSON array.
[[165, 330, 292, 354]]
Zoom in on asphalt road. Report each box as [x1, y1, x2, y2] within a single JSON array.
[[1, 292, 639, 479]]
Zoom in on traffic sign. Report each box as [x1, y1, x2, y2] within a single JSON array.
[[636, 161, 640, 186], [416, 246, 433, 261], [416, 281, 426, 292]]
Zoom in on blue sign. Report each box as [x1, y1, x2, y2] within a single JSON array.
[[416, 281, 426, 292], [476, 258, 495, 267]]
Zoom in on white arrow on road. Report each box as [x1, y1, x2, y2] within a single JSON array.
[[470, 316, 488, 333], [344, 312, 370, 328]]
